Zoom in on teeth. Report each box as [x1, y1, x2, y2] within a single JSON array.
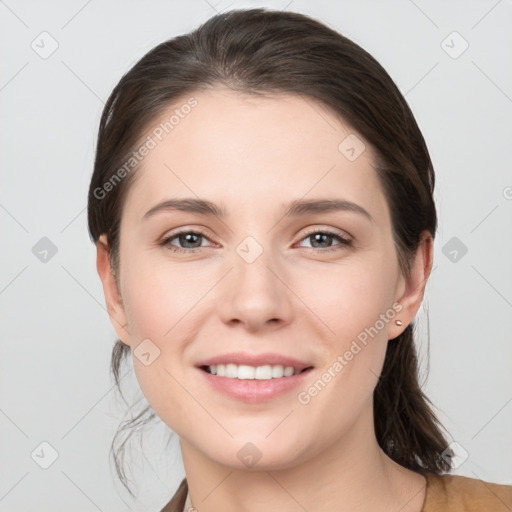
[[208, 364, 301, 379]]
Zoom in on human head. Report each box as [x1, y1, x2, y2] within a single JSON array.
[[87, 7, 451, 496]]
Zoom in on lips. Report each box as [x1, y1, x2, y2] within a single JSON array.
[[198, 363, 315, 403], [195, 351, 314, 372]]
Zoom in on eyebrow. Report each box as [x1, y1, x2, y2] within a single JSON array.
[[142, 198, 374, 223]]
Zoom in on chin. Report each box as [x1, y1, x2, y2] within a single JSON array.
[[205, 437, 308, 472]]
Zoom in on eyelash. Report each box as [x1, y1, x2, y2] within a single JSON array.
[[160, 228, 353, 254]]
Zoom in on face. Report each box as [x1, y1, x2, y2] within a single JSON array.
[[98, 88, 428, 472]]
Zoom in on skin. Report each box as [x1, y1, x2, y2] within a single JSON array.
[[96, 88, 433, 511]]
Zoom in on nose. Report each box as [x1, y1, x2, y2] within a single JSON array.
[[217, 245, 295, 333]]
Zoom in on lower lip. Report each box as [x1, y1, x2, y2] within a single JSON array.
[[196, 367, 314, 403]]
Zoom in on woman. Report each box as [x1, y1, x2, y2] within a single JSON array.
[[88, 8, 512, 512]]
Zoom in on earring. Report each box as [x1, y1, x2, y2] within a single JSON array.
[[395, 319, 403, 326]]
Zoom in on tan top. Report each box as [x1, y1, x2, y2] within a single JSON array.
[[160, 471, 512, 512], [420, 471, 512, 511]]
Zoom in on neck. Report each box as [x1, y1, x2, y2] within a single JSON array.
[[179, 404, 427, 512]]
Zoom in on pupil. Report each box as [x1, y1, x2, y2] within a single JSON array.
[[313, 233, 330, 248], [182, 233, 200, 248]]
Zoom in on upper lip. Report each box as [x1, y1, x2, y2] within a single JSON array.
[[196, 352, 314, 371]]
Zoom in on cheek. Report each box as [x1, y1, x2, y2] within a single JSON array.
[[120, 255, 207, 429], [121, 251, 211, 343], [299, 257, 397, 403], [291, 262, 396, 431], [300, 257, 398, 344]]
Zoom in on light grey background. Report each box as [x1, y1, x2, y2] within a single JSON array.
[[1, 0, 511, 510]]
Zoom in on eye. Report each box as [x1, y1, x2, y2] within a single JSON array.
[[296, 228, 352, 253], [160, 229, 213, 253]]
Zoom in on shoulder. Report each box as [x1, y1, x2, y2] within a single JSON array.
[[421, 471, 512, 511]]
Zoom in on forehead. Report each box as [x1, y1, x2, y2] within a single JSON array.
[[122, 88, 389, 225]]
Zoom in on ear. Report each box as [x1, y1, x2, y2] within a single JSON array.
[[96, 234, 131, 345], [388, 230, 434, 340]]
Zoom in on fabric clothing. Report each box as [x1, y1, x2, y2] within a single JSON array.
[[419, 470, 512, 511], [159, 471, 512, 511]]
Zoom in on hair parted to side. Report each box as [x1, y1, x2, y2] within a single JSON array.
[[87, 7, 452, 501]]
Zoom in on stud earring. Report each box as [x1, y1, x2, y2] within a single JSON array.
[[395, 319, 403, 326]]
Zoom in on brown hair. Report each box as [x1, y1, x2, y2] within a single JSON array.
[[87, 7, 452, 505]]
